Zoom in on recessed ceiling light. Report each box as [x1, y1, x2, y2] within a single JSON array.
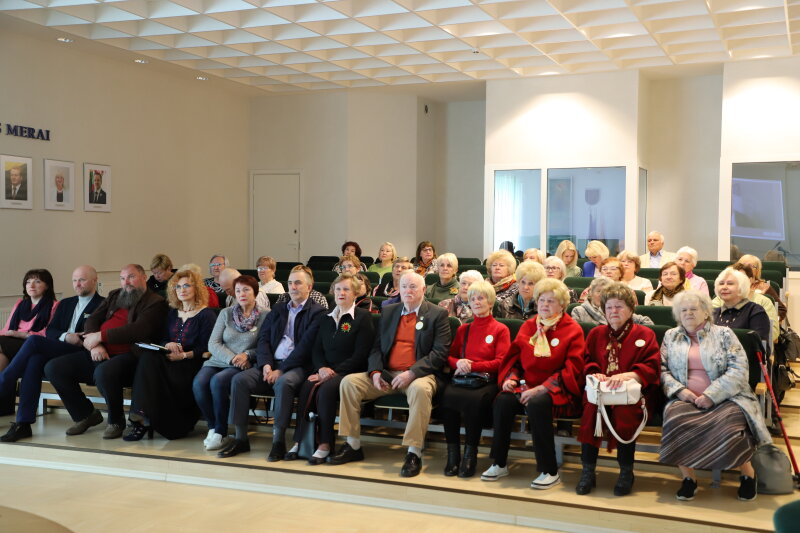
[[196, 76, 208, 81], [56, 37, 73, 43], [133, 58, 149, 64], [539, 71, 560, 76]]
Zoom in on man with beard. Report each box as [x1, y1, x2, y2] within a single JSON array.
[[45, 265, 167, 439]]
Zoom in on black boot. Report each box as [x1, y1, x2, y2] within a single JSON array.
[[458, 444, 477, 478], [575, 463, 596, 495], [614, 465, 635, 496], [444, 443, 460, 476]]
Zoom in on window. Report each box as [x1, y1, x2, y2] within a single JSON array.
[[493, 169, 540, 251]]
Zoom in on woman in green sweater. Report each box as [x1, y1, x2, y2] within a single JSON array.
[[425, 253, 459, 300]]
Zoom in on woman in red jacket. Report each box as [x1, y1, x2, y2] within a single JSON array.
[[576, 282, 660, 497], [439, 281, 510, 478], [481, 278, 585, 489]]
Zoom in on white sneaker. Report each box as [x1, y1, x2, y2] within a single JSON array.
[[531, 472, 561, 489], [203, 429, 215, 447], [205, 433, 227, 451], [481, 464, 509, 482]]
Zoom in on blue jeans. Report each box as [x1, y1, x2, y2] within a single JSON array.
[[192, 366, 240, 435], [0, 336, 82, 424]]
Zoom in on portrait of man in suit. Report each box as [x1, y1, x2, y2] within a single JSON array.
[[88, 170, 106, 204], [4, 165, 27, 202]]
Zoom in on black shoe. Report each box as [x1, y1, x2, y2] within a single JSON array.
[[458, 445, 477, 478], [676, 477, 697, 501], [400, 452, 422, 478], [614, 466, 635, 496], [327, 443, 364, 465], [0, 422, 32, 442], [283, 449, 299, 461], [66, 409, 103, 436], [738, 475, 757, 501], [307, 454, 328, 466], [217, 439, 250, 458], [575, 463, 597, 495], [122, 421, 153, 442], [444, 443, 460, 477], [267, 441, 286, 462]]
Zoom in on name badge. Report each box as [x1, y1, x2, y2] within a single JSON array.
[[250, 327, 258, 332], [635, 339, 645, 347], [551, 338, 559, 347], [415, 321, 423, 330], [485, 335, 494, 344]]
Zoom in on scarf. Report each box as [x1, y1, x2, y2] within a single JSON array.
[[579, 301, 606, 324], [232, 304, 260, 333], [605, 318, 633, 373], [651, 282, 684, 303], [414, 259, 433, 276], [529, 313, 563, 357], [492, 275, 516, 295], [8, 297, 55, 332]]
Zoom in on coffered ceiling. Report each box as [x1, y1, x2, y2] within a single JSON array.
[[4, 0, 799, 92]]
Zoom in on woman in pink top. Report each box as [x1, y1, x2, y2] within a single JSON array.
[[674, 246, 708, 296], [0, 269, 58, 372]]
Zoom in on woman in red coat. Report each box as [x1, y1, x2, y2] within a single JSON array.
[[481, 278, 585, 490], [577, 282, 660, 496]]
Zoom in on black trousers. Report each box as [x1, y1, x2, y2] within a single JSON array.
[[439, 382, 498, 447], [293, 374, 344, 446], [490, 391, 557, 475], [45, 350, 138, 425], [581, 442, 636, 467]]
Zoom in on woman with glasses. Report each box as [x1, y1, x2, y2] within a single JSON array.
[[618, 251, 654, 293], [542, 256, 578, 303], [334, 255, 362, 276], [255, 256, 284, 311]]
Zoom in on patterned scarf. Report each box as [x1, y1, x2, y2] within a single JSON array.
[[605, 318, 633, 373], [529, 313, 563, 357], [651, 281, 684, 303], [232, 304, 260, 333], [492, 275, 516, 295]]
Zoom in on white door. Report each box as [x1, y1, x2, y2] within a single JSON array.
[[251, 172, 300, 262]]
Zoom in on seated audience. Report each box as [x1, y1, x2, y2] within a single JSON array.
[[674, 246, 708, 296], [576, 282, 660, 496], [276, 265, 329, 310], [0, 266, 102, 441], [373, 257, 413, 301], [192, 275, 266, 451], [583, 241, 609, 277], [482, 279, 584, 489], [339, 241, 367, 271], [425, 253, 459, 300], [543, 256, 578, 303], [579, 257, 624, 302], [723, 264, 778, 343], [256, 256, 285, 313], [45, 265, 168, 440], [572, 278, 654, 326], [124, 269, 216, 441], [220, 267, 325, 460], [288, 274, 375, 465], [618, 250, 654, 293], [555, 239, 582, 278], [660, 291, 770, 502], [441, 281, 510, 478], [367, 242, 397, 281], [439, 270, 484, 323], [496, 261, 545, 320], [486, 249, 519, 303], [522, 248, 544, 263], [354, 273, 376, 313], [204, 254, 228, 294], [711, 268, 771, 350], [644, 262, 685, 306], [412, 241, 437, 276], [147, 254, 174, 298], [736, 254, 786, 321], [334, 254, 363, 277], [328, 271, 450, 477], [640, 231, 676, 268]]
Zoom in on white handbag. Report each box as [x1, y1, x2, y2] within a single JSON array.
[[585, 375, 647, 444]]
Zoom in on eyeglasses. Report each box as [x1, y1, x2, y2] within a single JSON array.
[[256, 266, 272, 272], [175, 284, 192, 291], [544, 266, 560, 271], [210, 262, 224, 267]]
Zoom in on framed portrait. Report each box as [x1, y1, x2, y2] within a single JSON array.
[[44, 159, 75, 211], [0, 154, 33, 210], [83, 163, 111, 212]]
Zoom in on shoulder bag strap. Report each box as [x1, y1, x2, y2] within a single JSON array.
[[597, 395, 648, 445], [460, 324, 471, 359]]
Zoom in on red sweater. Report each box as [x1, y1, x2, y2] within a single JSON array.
[[447, 315, 510, 375], [100, 308, 130, 355]]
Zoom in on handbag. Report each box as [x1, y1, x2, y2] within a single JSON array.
[[451, 324, 492, 389], [585, 374, 647, 444], [752, 444, 795, 494], [297, 382, 321, 459], [776, 326, 800, 363]]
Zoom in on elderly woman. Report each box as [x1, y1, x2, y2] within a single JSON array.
[[579, 257, 623, 302], [412, 241, 437, 276], [124, 269, 216, 441], [576, 282, 660, 496], [556, 240, 582, 278], [618, 250, 654, 293], [255, 255, 284, 311], [737, 254, 786, 321], [644, 262, 685, 306], [523, 248, 544, 263], [543, 256, 578, 303], [373, 257, 413, 301], [203, 254, 228, 294], [425, 253, 459, 300], [334, 254, 363, 276], [486, 249, 518, 303], [496, 261, 545, 320], [725, 264, 779, 344], [354, 273, 376, 313], [147, 254, 174, 297], [674, 246, 708, 296], [439, 270, 484, 323], [367, 242, 397, 281], [572, 278, 654, 326], [711, 268, 771, 349], [441, 281, 510, 478], [583, 241, 610, 277], [482, 279, 585, 489], [286, 274, 375, 464], [192, 275, 266, 451], [660, 291, 771, 502]]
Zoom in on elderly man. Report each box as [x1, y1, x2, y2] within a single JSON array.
[[639, 231, 676, 268], [44, 265, 167, 439], [5, 166, 27, 201], [329, 271, 451, 477], [0, 266, 104, 442], [218, 266, 325, 460]]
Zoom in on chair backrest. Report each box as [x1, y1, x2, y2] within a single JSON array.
[[457, 257, 482, 265], [634, 305, 676, 326], [425, 273, 439, 285], [267, 293, 281, 307], [638, 267, 661, 279], [566, 302, 579, 316], [643, 324, 671, 345], [459, 264, 487, 275], [325, 293, 335, 308], [577, 321, 596, 338], [495, 317, 524, 340], [693, 269, 722, 285], [308, 255, 339, 263], [239, 269, 258, 279], [762, 261, 787, 273], [564, 276, 592, 290], [448, 316, 461, 341], [360, 256, 374, 266], [760, 269, 784, 289], [695, 260, 732, 270], [307, 260, 338, 271], [313, 281, 331, 294], [634, 290, 646, 305], [276, 261, 302, 270], [310, 270, 338, 282], [732, 328, 765, 391]]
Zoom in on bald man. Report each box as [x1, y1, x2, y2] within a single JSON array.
[[0, 266, 105, 442], [639, 231, 676, 268]]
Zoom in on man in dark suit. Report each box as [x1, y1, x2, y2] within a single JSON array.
[[44, 264, 167, 440], [0, 265, 104, 442], [89, 171, 107, 204], [5, 166, 27, 201], [329, 271, 451, 477]]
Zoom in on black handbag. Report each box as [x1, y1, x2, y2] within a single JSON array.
[[297, 382, 321, 459], [451, 324, 492, 389]]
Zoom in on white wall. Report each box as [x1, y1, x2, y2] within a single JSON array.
[[0, 25, 249, 302]]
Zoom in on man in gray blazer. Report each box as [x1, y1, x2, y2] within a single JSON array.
[[639, 231, 676, 268], [329, 271, 451, 477]]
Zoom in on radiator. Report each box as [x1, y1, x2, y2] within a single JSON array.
[[0, 309, 10, 327]]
